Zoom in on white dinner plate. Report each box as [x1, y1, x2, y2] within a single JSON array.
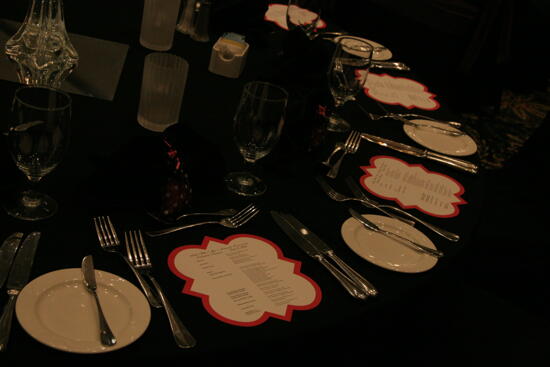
[[341, 214, 438, 273], [403, 119, 478, 156], [16, 268, 151, 354], [334, 35, 392, 61]]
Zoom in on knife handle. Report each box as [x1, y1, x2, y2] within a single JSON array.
[[315, 255, 369, 300], [425, 151, 479, 174], [0, 294, 17, 352], [147, 275, 197, 348], [326, 251, 378, 296]]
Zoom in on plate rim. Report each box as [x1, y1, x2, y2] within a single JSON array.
[[334, 35, 392, 61], [15, 268, 151, 354], [341, 214, 438, 273], [403, 119, 478, 156]]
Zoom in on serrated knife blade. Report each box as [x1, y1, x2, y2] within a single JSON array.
[[0, 231, 40, 352]]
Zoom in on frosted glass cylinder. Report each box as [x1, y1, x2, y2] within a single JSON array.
[[137, 53, 189, 132], [140, 0, 181, 51]]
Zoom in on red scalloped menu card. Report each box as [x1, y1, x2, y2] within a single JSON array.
[[168, 234, 322, 327]]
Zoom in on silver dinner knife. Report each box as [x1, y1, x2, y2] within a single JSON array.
[[0, 233, 24, 289], [360, 132, 479, 174], [81, 255, 117, 346], [0, 232, 40, 352], [271, 211, 377, 299], [349, 208, 444, 258]]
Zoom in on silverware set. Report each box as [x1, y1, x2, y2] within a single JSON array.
[[315, 176, 456, 258], [0, 232, 40, 352], [366, 110, 464, 136], [125, 230, 196, 348], [354, 101, 463, 135], [340, 177, 460, 242], [92, 216, 197, 349], [348, 208, 444, 258], [94, 216, 162, 308], [271, 211, 378, 299], [322, 128, 478, 175]]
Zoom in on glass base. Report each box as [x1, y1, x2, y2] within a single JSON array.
[[4, 190, 58, 221], [225, 171, 266, 197], [326, 113, 351, 133]]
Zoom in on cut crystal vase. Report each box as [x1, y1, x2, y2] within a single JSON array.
[[4, 0, 78, 88]]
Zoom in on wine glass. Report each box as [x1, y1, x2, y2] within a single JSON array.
[[286, 0, 322, 39], [3, 86, 71, 221], [326, 36, 374, 132], [225, 81, 288, 196]]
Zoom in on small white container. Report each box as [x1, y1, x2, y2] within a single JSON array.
[[208, 34, 249, 78]]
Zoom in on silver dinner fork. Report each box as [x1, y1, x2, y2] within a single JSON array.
[[316, 176, 414, 227], [326, 130, 362, 179], [93, 216, 162, 308], [317, 177, 460, 242], [146, 204, 260, 237], [147, 208, 238, 225], [125, 230, 196, 349]]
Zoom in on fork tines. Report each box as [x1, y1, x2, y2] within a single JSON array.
[[125, 230, 150, 269], [229, 203, 260, 227], [93, 216, 120, 248]]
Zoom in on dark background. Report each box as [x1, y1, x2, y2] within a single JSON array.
[[0, 0, 548, 364]]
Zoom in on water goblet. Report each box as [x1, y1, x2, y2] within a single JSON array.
[[3, 86, 71, 221], [225, 81, 288, 197], [326, 36, 373, 132]]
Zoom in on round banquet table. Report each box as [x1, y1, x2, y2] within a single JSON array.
[[0, 1, 488, 363]]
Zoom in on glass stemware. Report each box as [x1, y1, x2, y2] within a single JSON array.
[[225, 81, 288, 197], [3, 86, 71, 221], [286, 0, 322, 39], [326, 36, 373, 132]]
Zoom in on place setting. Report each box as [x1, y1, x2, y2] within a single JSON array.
[[0, 0, 502, 361], [313, 176, 448, 274], [14, 256, 151, 354]]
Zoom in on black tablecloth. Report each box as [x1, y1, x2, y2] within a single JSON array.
[[0, 2, 491, 363]]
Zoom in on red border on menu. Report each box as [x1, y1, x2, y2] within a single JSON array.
[[360, 155, 467, 218], [167, 234, 322, 327], [264, 3, 327, 31]]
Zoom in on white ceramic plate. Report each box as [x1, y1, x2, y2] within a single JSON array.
[[403, 119, 478, 156], [341, 214, 438, 273], [16, 268, 151, 354], [334, 35, 392, 61]]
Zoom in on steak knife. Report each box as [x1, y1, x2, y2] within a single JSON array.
[[0, 233, 24, 289], [271, 211, 376, 299], [361, 132, 479, 174], [0, 232, 40, 352]]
